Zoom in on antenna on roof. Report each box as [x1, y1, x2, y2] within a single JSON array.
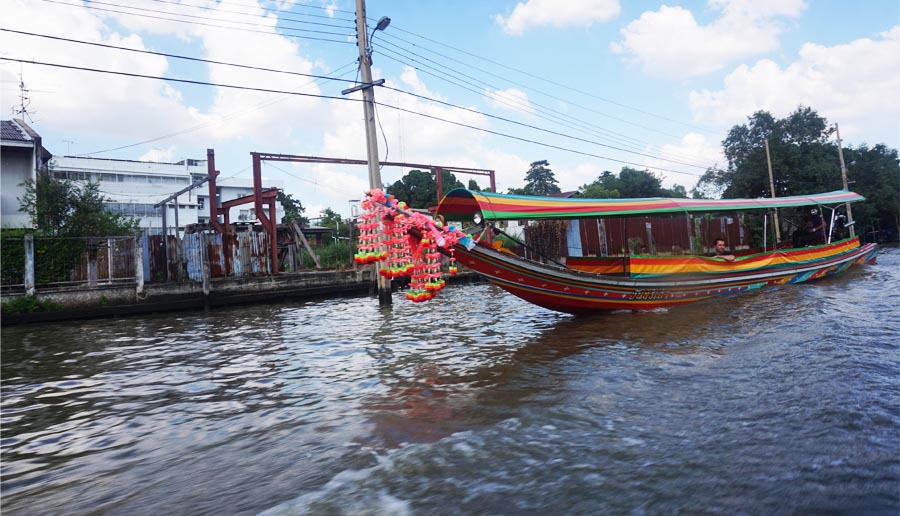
[[13, 66, 35, 123]]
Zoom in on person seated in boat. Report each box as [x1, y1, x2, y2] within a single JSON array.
[[710, 238, 735, 262], [792, 208, 826, 247]]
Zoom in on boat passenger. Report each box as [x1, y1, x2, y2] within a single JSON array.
[[711, 238, 735, 262]]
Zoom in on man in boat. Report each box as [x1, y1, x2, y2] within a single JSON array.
[[792, 208, 826, 247], [711, 238, 735, 262]]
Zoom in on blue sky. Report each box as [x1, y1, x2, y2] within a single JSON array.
[[1, 0, 898, 218]]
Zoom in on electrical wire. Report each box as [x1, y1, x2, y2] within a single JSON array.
[[3, 29, 356, 83], [380, 83, 709, 170], [377, 48, 649, 153], [13, 32, 670, 175], [0, 57, 358, 109], [217, 0, 356, 17], [376, 46, 716, 169], [383, 22, 719, 136], [376, 36, 686, 142], [139, 0, 356, 30], [78, 62, 358, 156], [373, 100, 703, 178], [3, 57, 704, 176], [38, 0, 354, 44], [70, 0, 353, 36], [373, 100, 389, 170], [372, 48, 688, 164], [263, 161, 357, 197]]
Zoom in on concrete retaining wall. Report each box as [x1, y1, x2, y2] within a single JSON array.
[[1, 271, 482, 325], [1, 270, 373, 325]]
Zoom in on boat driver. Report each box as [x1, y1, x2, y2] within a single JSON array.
[[792, 208, 826, 247]]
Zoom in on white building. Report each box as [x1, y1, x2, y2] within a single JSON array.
[[1, 119, 51, 228], [49, 156, 283, 234]]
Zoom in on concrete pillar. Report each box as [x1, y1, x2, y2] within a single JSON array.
[[86, 238, 97, 287], [107, 238, 114, 283], [161, 205, 170, 282], [134, 234, 144, 295], [24, 234, 34, 296]]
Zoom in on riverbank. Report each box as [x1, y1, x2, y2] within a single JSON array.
[[0, 270, 482, 325]]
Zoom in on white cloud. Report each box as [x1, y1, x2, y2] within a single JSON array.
[[611, 0, 806, 79], [138, 146, 178, 163], [485, 88, 534, 116], [648, 133, 724, 188], [495, 0, 620, 36], [689, 26, 900, 147], [400, 66, 443, 100]]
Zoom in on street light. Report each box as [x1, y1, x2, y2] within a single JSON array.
[[367, 16, 391, 64]]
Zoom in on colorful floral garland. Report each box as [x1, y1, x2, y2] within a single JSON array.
[[354, 189, 471, 302]]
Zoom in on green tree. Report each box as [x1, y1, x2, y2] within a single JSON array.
[[19, 175, 137, 236], [386, 169, 463, 209], [467, 179, 481, 191], [13, 175, 138, 286], [277, 191, 308, 225], [578, 168, 686, 198], [842, 143, 900, 240], [319, 207, 348, 238], [521, 160, 561, 196], [697, 105, 899, 241], [699, 106, 837, 199]]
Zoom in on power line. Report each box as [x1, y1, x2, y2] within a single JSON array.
[[377, 36, 688, 143], [2, 57, 703, 177], [71, 0, 352, 36], [374, 100, 703, 178], [381, 84, 711, 170], [1, 57, 357, 102], [375, 43, 716, 168], [263, 161, 357, 197], [376, 48, 714, 169], [219, 0, 357, 17], [140, 0, 356, 30], [385, 23, 719, 136], [78, 62, 358, 156], [377, 48, 647, 152], [372, 49, 708, 168], [38, 0, 353, 44], [2, 29, 354, 83]]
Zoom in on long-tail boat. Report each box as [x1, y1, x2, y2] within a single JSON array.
[[435, 188, 878, 314]]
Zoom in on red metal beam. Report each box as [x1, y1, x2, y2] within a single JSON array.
[[220, 188, 278, 210], [246, 152, 498, 275], [251, 153, 495, 177], [251, 153, 279, 274]]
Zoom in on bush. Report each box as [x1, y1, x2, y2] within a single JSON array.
[[303, 242, 353, 269], [1, 295, 62, 315], [1, 228, 28, 285]]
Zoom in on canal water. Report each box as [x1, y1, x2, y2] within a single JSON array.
[[2, 247, 898, 515]]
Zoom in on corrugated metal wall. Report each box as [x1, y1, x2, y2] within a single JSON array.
[[155, 231, 271, 282]]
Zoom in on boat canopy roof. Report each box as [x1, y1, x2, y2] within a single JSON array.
[[436, 188, 865, 221]]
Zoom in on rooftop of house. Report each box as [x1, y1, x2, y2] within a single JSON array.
[[1, 119, 31, 142]]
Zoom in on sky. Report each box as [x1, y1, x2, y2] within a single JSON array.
[[1, 0, 898, 219]]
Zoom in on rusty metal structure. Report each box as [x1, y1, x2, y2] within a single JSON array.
[[203, 150, 496, 275], [252, 154, 497, 201]]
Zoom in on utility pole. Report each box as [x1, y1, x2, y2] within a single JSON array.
[[353, 0, 391, 305], [834, 124, 856, 238], [764, 139, 781, 243]]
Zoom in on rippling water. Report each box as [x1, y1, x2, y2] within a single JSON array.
[[2, 247, 899, 515]]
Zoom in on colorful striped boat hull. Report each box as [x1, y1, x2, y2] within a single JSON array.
[[453, 238, 878, 314]]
